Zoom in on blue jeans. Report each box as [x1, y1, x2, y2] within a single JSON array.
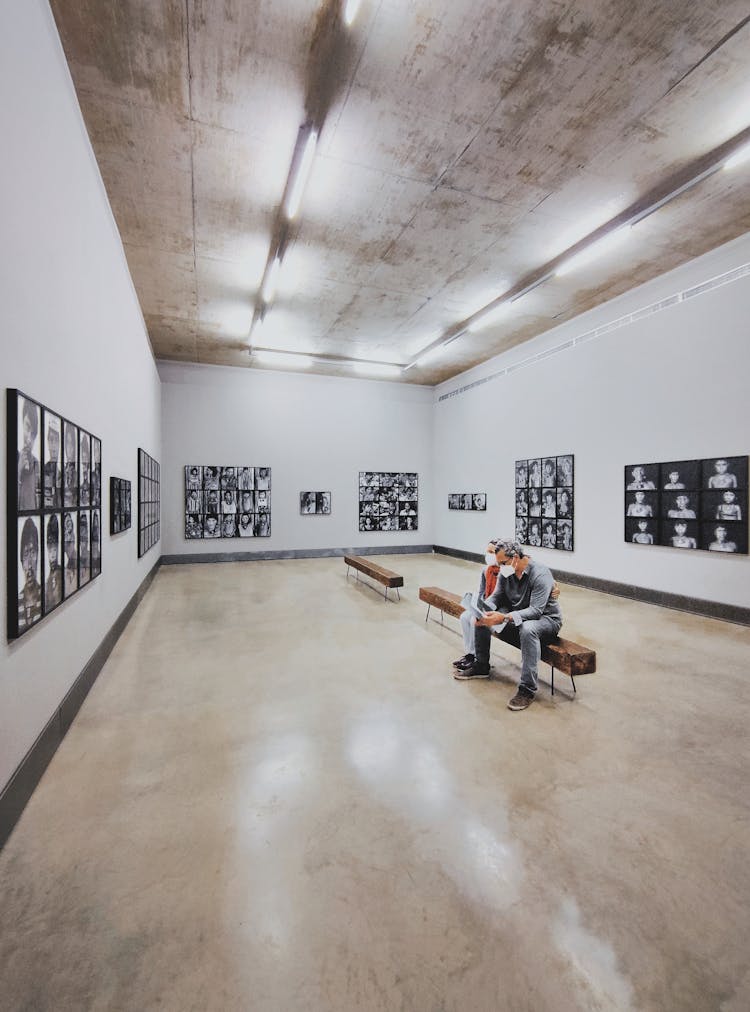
[[474, 616, 562, 694]]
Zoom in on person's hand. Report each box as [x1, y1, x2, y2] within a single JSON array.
[[476, 611, 507, 627], [551, 581, 561, 600]]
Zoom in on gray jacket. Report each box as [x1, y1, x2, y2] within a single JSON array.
[[486, 559, 562, 626]]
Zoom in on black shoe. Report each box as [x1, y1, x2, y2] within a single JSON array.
[[452, 653, 475, 669], [507, 689, 534, 710], [454, 664, 491, 681]]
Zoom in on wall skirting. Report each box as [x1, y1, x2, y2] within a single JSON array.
[[161, 544, 434, 565], [432, 545, 750, 626], [0, 558, 162, 851]]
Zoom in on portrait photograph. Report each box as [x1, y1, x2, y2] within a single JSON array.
[[541, 490, 557, 519], [78, 511, 91, 587], [556, 455, 574, 487], [221, 490, 237, 514], [526, 521, 542, 547], [91, 437, 101, 507], [360, 516, 376, 532], [186, 514, 202, 539], [703, 522, 746, 554], [300, 491, 317, 514], [625, 490, 657, 518], [257, 490, 270, 512], [91, 510, 101, 578], [203, 489, 220, 515], [461, 494, 473, 510], [527, 458, 542, 487], [237, 466, 254, 490], [703, 488, 745, 522], [515, 460, 528, 488], [515, 516, 528, 543], [221, 515, 238, 538], [399, 515, 417, 531], [662, 493, 698, 520], [220, 466, 237, 490], [185, 465, 202, 489], [255, 513, 271, 537], [515, 489, 528, 516], [43, 513, 63, 615], [398, 500, 417, 517], [448, 494, 460, 510], [63, 420, 78, 508], [703, 456, 747, 490], [626, 518, 656, 545], [17, 515, 42, 633], [660, 519, 699, 550], [556, 519, 573, 552], [203, 515, 221, 539], [63, 511, 78, 597], [542, 458, 557, 487], [660, 459, 700, 490], [625, 463, 658, 491], [556, 488, 573, 519], [541, 522, 556, 549], [203, 466, 219, 490], [256, 467, 271, 490], [17, 394, 42, 511], [79, 430, 91, 508], [238, 513, 255, 537], [317, 492, 331, 514], [186, 487, 201, 514], [43, 411, 62, 509], [528, 487, 541, 517], [472, 494, 486, 511], [239, 490, 256, 514]]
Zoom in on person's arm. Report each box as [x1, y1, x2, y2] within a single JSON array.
[[509, 568, 556, 624]]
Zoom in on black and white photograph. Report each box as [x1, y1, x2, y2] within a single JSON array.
[[625, 456, 748, 554], [449, 492, 486, 511], [91, 510, 101, 578], [110, 477, 131, 534], [6, 390, 102, 639], [91, 437, 101, 508], [359, 472, 418, 532], [184, 464, 271, 538], [43, 411, 62, 509], [63, 419, 78, 507], [17, 393, 42, 511], [43, 513, 63, 615], [79, 430, 91, 508], [138, 448, 160, 557], [78, 510, 91, 586], [515, 455, 574, 551], [300, 491, 332, 515]]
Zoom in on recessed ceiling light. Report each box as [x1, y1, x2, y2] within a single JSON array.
[[261, 257, 281, 303], [344, 0, 362, 27], [352, 362, 402, 377], [253, 350, 313, 369], [285, 129, 318, 220]]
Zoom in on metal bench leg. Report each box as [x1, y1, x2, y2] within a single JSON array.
[[396, 587, 400, 601], [383, 585, 389, 602], [551, 666, 555, 696], [440, 609, 444, 626], [346, 565, 350, 581], [425, 604, 431, 623], [570, 674, 577, 694]]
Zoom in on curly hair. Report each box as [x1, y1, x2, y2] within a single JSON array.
[[492, 538, 526, 559]]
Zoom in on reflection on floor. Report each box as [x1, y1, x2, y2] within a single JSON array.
[[1, 554, 748, 1011]]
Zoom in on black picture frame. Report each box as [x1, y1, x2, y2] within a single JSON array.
[[138, 449, 161, 558], [7, 389, 102, 640], [300, 491, 331, 515], [184, 465, 271, 538], [514, 455, 574, 551], [110, 477, 132, 534], [625, 456, 748, 554], [358, 472, 418, 532]]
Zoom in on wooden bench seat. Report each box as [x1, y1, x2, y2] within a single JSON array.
[[419, 585, 596, 695], [346, 555, 404, 602]]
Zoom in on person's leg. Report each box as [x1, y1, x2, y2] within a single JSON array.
[[459, 609, 475, 654], [471, 624, 492, 672], [516, 617, 561, 696]]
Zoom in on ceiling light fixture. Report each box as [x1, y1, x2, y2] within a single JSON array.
[[555, 227, 631, 277], [285, 127, 318, 221], [343, 0, 362, 26], [261, 256, 281, 304], [253, 350, 314, 369], [467, 299, 512, 332], [723, 140, 750, 171], [352, 361, 402, 377]]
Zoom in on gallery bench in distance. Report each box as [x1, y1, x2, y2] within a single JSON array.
[[345, 556, 404, 602], [418, 585, 597, 695]]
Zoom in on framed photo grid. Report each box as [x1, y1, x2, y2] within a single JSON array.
[[448, 493, 486, 511], [358, 472, 418, 532], [7, 389, 101, 640], [514, 455, 574, 552], [300, 491, 331, 515], [184, 466, 271, 539], [138, 449, 161, 558], [625, 457, 748, 553], [110, 477, 132, 534]]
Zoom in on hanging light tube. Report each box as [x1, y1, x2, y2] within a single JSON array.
[[285, 127, 318, 220]]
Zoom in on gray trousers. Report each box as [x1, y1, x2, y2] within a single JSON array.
[[459, 607, 476, 654], [474, 616, 562, 694]]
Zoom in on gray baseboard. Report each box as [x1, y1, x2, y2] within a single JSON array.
[[0, 558, 162, 851], [161, 544, 434, 565], [432, 545, 750, 626]]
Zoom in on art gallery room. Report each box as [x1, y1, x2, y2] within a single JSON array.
[[2, 0, 750, 1009]]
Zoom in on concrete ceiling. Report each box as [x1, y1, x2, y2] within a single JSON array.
[[50, 1, 750, 385]]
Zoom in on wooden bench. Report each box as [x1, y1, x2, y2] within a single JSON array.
[[346, 555, 404, 602], [419, 585, 596, 695]]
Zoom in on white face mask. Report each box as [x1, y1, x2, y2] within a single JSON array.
[[499, 563, 515, 578], [485, 553, 496, 566]]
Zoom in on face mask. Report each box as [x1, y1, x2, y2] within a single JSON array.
[[485, 553, 497, 566], [500, 563, 515, 578]]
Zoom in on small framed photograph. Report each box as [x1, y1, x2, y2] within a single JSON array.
[[221, 514, 238, 538], [625, 463, 658, 491], [78, 511, 91, 586], [515, 489, 528, 516], [17, 394, 42, 511], [203, 489, 220, 515], [43, 513, 64, 614], [237, 466, 254, 490], [662, 492, 698, 520], [556, 455, 574, 487], [91, 510, 102, 578], [660, 459, 700, 491], [542, 458, 557, 487], [203, 466, 219, 490], [43, 411, 62, 509], [702, 521, 746, 554], [625, 490, 657, 519], [79, 430, 91, 508], [626, 518, 656, 545], [186, 514, 203, 539], [238, 512, 255, 537], [185, 465, 202, 489], [448, 494, 460, 510], [17, 515, 43, 633], [528, 487, 541, 517], [541, 522, 557, 549], [91, 437, 101, 507], [527, 459, 542, 487], [203, 515, 221, 539], [63, 510, 78, 597], [220, 490, 237, 514], [515, 516, 528, 543], [63, 420, 79, 508], [220, 466, 237, 490], [703, 488, 745, 522], [541, 489, 557, 519], [255, 513, 271, 537], [702, 456, 748, 491], [556, 488, 573, 519], [660, 519, 699, 550], [317, 492, 331, 514], [300, 491, 317, 515], [527, 520, 542, 547], [556, 519, 573, 551], [186, 487, 202, 514], [515, 460, 528, 488], [256, 467, 271, 491]]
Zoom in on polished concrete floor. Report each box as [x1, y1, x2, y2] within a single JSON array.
[[1, 553, 748, 1011]]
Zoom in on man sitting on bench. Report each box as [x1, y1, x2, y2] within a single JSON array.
[[455, 538, 562, 711]]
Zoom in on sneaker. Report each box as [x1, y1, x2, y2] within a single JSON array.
[[452, 653, 475, 669], [507, 689, 533, 710], [454, 664, 491, 681]]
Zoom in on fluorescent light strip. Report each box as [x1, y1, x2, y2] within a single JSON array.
[[254, 350, 313, 369], [723, 140, 750, 171], [555, 227, 631, 277], [285, 129, 318, 220], [344, 0, 362, 26], [261, 256, 281, 303]]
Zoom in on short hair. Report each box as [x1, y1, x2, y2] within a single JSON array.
[[46, 514, 59, 543], [492, 538, 525, 559]]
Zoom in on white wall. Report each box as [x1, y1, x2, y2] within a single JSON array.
[[433, 232, 750, 609], [159, 362, 434, 555], [0, 1, 161, 789]]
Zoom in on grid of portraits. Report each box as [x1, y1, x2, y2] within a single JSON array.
[[300, 491, 331, 515], [110, 477, 132, 534], [448, 493, 487, 511], [514, 455, 574, 552], [7, 389, 102, 640], [624, 457, 748, 554], [184, 466, 271, 539], [359, 472, 418, 532], [138, 449, 161, 558]]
